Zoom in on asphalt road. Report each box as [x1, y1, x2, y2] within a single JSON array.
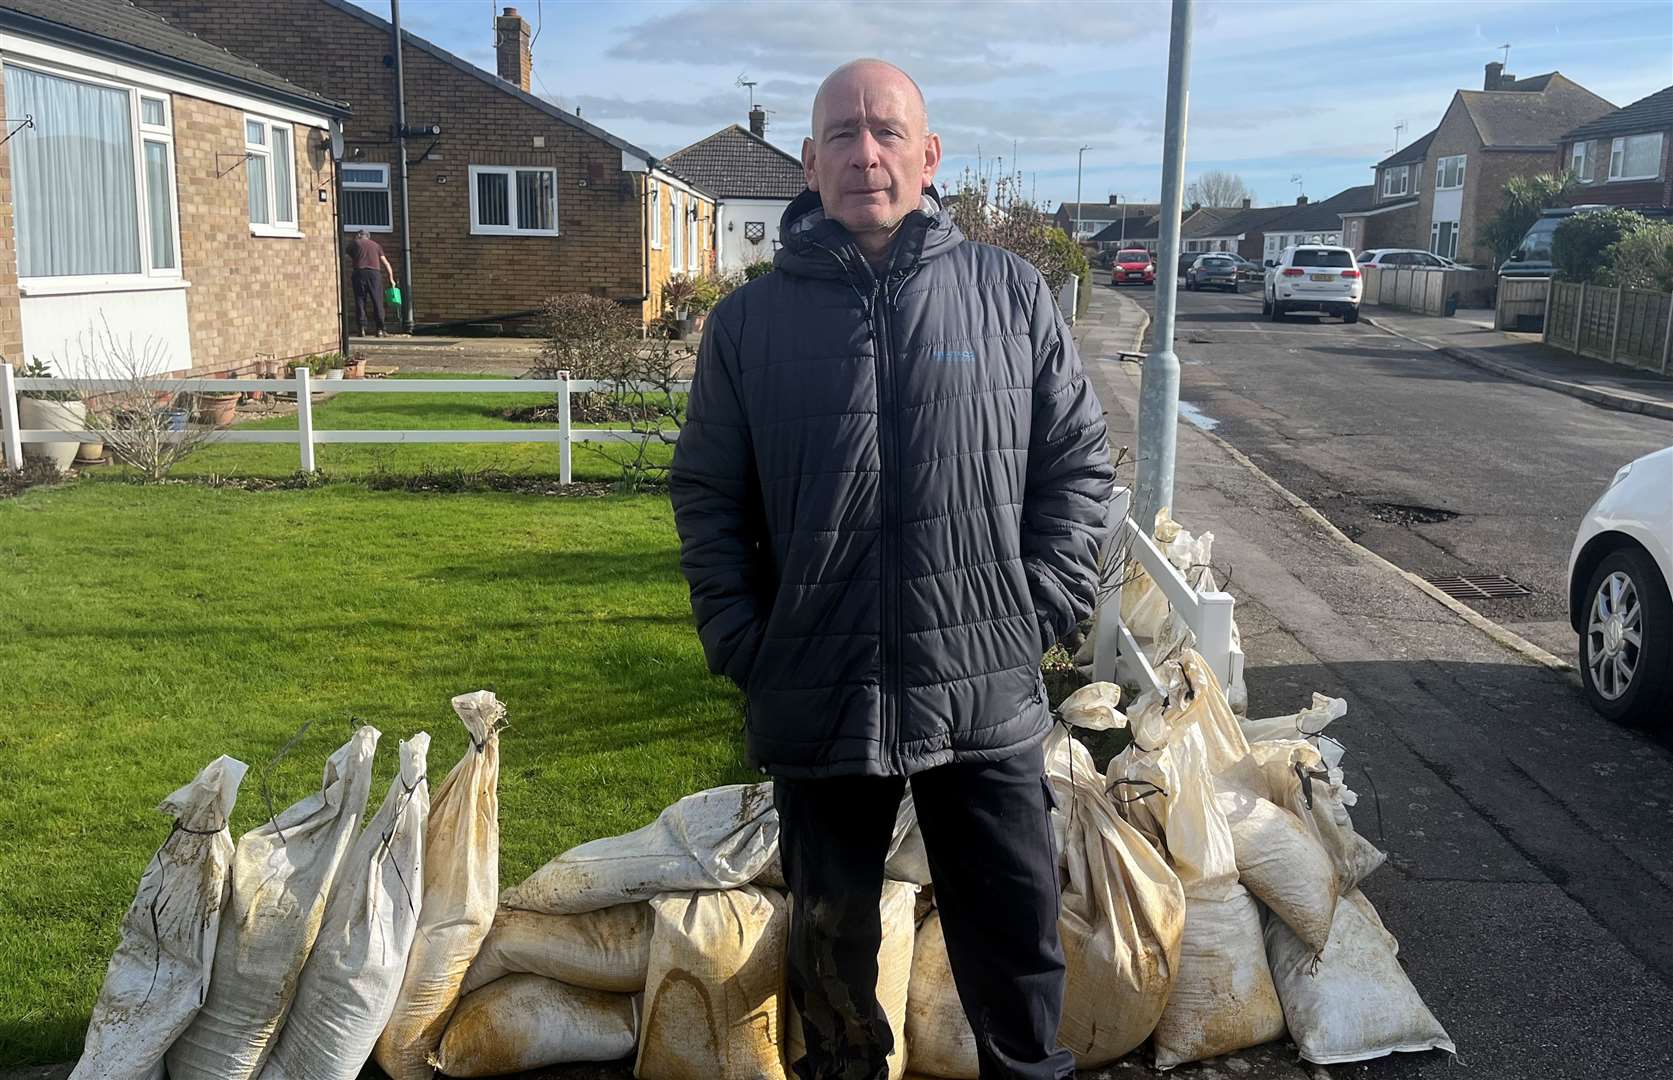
[[1119, 276, 1673, 660]]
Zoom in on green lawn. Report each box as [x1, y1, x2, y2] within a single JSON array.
[[0, 389, 733, 1065], [129, 373, 680, 482]]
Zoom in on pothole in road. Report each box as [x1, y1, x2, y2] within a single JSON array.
[[1366, 501, 1459, 526]]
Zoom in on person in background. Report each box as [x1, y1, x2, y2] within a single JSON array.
[[345, 229, 397, 337]]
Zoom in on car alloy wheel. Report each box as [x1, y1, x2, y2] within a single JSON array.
[[1580, 546, 1672, 729], [1588, 570, 1642, 702]]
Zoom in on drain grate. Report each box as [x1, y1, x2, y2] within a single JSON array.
[[1423, 573, 1534, 600]]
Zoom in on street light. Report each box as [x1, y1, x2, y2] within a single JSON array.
[[1116, 194, 1127, 246], [1075, 145, 1092, 243]]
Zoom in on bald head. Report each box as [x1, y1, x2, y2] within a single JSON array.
[[811, 59, 928, 137], [802, 59, 942, 259]]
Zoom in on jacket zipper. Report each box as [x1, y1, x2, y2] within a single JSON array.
[[869, 271, 901, 773]]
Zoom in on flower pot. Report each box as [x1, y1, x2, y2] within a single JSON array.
[[75, 437, 105, 465], [344, 357, 367, 379], [19, 398, 87, 472], [195, 391, 240, 428], [326, 369, 345, 381]]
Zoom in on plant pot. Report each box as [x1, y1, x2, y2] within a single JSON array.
[[344, 357, 367, 379], [19, 398, 87, 472], [75, 437, 105, 465], [195, 391, 240, 428], [692, 312, 708, 332], [326, 369, 345, 381]]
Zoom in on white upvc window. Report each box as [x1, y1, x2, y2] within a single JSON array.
[[245, 115, 298, 235], [340, 163, 392, 231], [1382, 165, 1409, 197], [1435, 155, 1466, 190], [1570, 140, 1594, 183], [1608, 133, 1664, 182], [1430, 220, 1459, 260], [671, 190, 685, 266], [3, 62, 181, 284], [688, 201, 699, 271], [649, 184, 662, 249], [468, 165, 559, 236]]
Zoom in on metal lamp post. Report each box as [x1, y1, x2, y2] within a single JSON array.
[[1075, 145, 1091, 242], [1134, 0, 1193, 532]]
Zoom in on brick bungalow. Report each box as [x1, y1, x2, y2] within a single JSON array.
[[1343, 63, 1613, 265], [664, 106, 806, 275], [0, 0, 349, 377], [142, 0, 717, 333]]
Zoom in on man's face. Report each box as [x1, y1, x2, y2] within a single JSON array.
[[803, 63, 941, 238]]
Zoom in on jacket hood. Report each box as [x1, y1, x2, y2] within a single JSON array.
[[775, 185, 963, 280]]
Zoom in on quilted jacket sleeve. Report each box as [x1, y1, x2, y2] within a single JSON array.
[[1021, 275, 1117, 656], [669, 308, 770, 690]]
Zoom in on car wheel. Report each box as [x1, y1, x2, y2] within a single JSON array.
[[1343, 307, 1360, 324], [1269, 298, 1284, 321], [1580, 545, 1673, 728]]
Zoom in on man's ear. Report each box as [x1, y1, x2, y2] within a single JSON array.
[[921, 132, 942, 190], [802, 137, 819, 191]]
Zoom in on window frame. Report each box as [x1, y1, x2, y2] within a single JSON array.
[[1570, 140, 1594, 183], [649, 185, 662, 250], [1382, 165, 1410, 198], [1435, 154, 1466, 191], [468, 164, 560, 237], [1608, 133, 1664, 182], [245, 113, 300, 237], [688, 200, 700, 272], [340, 162, 393, 233], [5, 60, 183, 288], [1430, 220, 1460, 261]]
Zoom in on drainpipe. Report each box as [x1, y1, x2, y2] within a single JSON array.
[[390, 0, 416, 333]]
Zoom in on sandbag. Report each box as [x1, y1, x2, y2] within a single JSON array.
[[502, 783, 777, 915], [432, 974, 639, 1075], [903, 911, 977, 1080], [1151, 889, 1286, 1070], [1236, 740, 1385, 893], [71, 755, 247, 1080], [1266, 890, 1454, 1065], [636, 884, 788, 1080], [262, 734, 431, 1080], [374, 691, 503, 1080], [168, 728, 379, 1080], [786, 880, 917, 1080], [1242, 693, 1347, 770], [1046, 730, 1185, 1067], [460, 903, 653, 995], [1216, 787, 1337, 954]]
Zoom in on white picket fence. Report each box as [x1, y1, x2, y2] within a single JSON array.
[[1091, 486, 1244, 699], [0, 364, 690, 484]]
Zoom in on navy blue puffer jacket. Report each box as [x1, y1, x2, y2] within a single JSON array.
[[670, 189, 1115, 778]]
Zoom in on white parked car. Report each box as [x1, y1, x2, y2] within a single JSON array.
[[1356, 248, 1453, 269], [1262, 244, 1363, 323], [1568, 447, 1673, 727]]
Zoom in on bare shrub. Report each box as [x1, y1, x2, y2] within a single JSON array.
[[65, 320, 222, 483]]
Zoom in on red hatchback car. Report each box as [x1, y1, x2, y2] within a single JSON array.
[[1111, 248, 1155, 286]]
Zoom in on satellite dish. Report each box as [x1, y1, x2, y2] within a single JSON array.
[[329, 119, 345, 161]]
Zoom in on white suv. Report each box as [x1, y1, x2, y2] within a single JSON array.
[[1263, 244, 1363, 323]]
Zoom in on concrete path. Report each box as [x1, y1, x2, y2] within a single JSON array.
[[1082, 276, 1673, 1078]]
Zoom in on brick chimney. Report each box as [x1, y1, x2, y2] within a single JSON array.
[[1296, 194, 1309, 205], [495, 7, 531, 92], [1484, 60, 1515, 90], [1241, 196, 1251, 208], [749, 105, 766, 138]]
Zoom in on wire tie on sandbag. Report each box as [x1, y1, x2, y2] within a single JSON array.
[[1293, 762, 1331, 811], [1361, 763, 1386, 841], [1106, 778, 1167, 803], [377, 777, 427, 915], [258, 717, 319, 846]]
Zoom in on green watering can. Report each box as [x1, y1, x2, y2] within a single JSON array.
[[385, 284, 402, 306]]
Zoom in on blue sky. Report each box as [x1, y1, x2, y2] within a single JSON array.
[[354, 0, 1673, 210]]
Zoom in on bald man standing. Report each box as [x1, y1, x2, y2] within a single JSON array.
[[670, 59, 1111, 1080]]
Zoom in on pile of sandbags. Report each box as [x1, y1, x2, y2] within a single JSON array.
[[72, 691, 504, 1080], [1105, 651, 1453, 1069]]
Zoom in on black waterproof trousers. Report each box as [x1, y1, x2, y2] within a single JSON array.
[[773, 742, 1076, 1080], [351, 268, 385, 334]]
